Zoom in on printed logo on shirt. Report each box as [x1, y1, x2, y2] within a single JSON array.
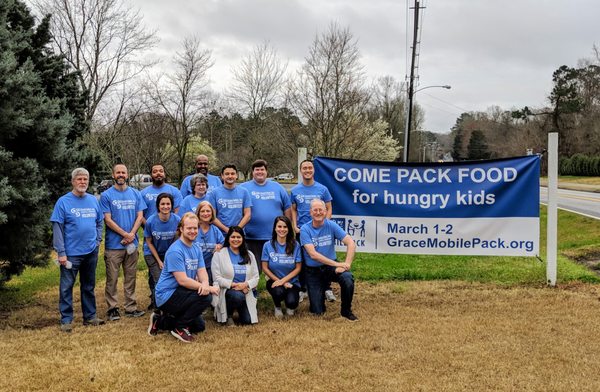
[[233, 264, 246, 275], [217, 198, 243, 209], [298, 194, 320, 205], [269, 251, 295, 265], [251, 191, 275, 200], [152, 230, 176, 241], [145, 193, 158, 202], [112, 199, 137, 210], [185, 258, 198, 270], [312, 234, 333, 247], [70, 207, 96, 218]]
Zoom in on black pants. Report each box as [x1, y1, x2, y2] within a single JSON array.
[[246, 239, 267, 273], [158, 286, 211, 330], [266, 280, 300, 309]]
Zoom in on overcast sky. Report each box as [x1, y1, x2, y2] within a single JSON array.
[[132, 0, 597, 133]]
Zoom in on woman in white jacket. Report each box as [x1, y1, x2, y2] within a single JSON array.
[[211, 226, 259, 325]]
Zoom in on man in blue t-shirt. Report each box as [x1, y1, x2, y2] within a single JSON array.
[[100, 163, 146, 321], [140, 164, 183, 221], [50, 168, 105, 332], [300, 199, 358, 321], [291, 159, 336, 302], [240, 159, 291, 268], [180, 154, 222, 198], [207, 164, 252, 234]]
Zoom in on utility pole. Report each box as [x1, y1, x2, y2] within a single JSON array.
[[402, 0, 424, 162]]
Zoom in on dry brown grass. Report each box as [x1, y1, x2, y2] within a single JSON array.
[[2, 275, 600, 391]]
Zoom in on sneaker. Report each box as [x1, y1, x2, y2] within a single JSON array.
[[107, 308, 121, 321], [341, 311, 358, 322], [60, 322, 73, 333], [226, 317, 235, 326], [298, 291, 308, 303], [148, 312, 159, 336], [285, 308, 295, 316], [274, 307, 283, 319], [125, 309, 146, 318], [325, 290, 336, 302], [171, 327, 194, 343], [83, 317, 105, 326]]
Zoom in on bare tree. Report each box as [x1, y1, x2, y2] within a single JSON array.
[[288, 23, 388, 159], [145, 37, 213, 182], [229, 41, 287, 119], [33, 0, 158, 125]]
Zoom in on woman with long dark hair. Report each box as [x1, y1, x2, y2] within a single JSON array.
[[211, 226, 259, 325], [261, 216, 302, 318], [143, 193, 180, 309]]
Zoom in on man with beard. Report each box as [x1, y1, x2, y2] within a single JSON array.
[[180, 155, 222, 198], [51, 168, 105, 332], [140, 164, 183, 309], [141, 164, 183, 222], [100, 163, 146, 321]]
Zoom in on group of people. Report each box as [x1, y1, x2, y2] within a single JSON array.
[[51, 155, 357, 342]]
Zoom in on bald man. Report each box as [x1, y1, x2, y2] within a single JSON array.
[[180, 154, 222, 197]]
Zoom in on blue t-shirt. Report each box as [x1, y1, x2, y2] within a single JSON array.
[[300, 219, 347, 267], [140, 184, 183, 219], [207, 186, 252, 231], [143, 213, 180, 256], [100, 186, 146, 249], [228, 248, 246, 284], [180, 173, 222, 198], [193, 224, 225, 269], [261, 241, 301, 287], [155, 239, 206, 307], [240, 180, 292, 240], [179, 194, 208, 216], [50, 192, 103, 256], [290, 182, 332, 229]]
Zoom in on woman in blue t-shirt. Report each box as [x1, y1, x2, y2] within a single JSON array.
[[144, 193, 180, 309], [261, 216, 302, 318], [194, 201, 224, 284], [211, 226, 259, 325], [179, 174, 209, 215]]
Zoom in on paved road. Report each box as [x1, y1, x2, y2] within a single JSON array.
[[540, 187, 600, 220]]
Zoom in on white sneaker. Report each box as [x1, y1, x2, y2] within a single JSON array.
[[285, 308, 295, 316], [274, 307, 284, 319], [299, 291, 308, 303], [226, 317, 235, 326], [325, 289, 336, 302]]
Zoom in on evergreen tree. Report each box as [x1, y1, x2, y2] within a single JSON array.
[[0, 0, 93, 283], [467, 130, 490, 160]]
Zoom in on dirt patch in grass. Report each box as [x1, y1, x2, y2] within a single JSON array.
[[563, 246, 600, 274], [2, 275, 600, 391]]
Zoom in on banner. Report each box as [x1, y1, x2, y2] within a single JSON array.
[[313, 156, 540, 256]]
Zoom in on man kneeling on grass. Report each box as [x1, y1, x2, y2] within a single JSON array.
[[300, 199, 358, 321], [149, 213, 219, 343]]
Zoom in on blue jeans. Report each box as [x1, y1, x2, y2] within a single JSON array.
[[59, 248, 99, 324], [225, 289, 252, 325], [305, 265, 354, 316]]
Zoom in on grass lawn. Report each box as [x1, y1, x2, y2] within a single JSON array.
[[1, 208, 599, 391]]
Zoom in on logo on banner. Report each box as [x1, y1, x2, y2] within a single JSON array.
[[347, 219, 366, 238]]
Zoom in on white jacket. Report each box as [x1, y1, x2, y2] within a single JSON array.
[[211, 248, 259, 324]]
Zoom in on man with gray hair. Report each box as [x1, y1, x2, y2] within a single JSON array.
[[300, 199, 358, 321], [50, 168, 105, 332]]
